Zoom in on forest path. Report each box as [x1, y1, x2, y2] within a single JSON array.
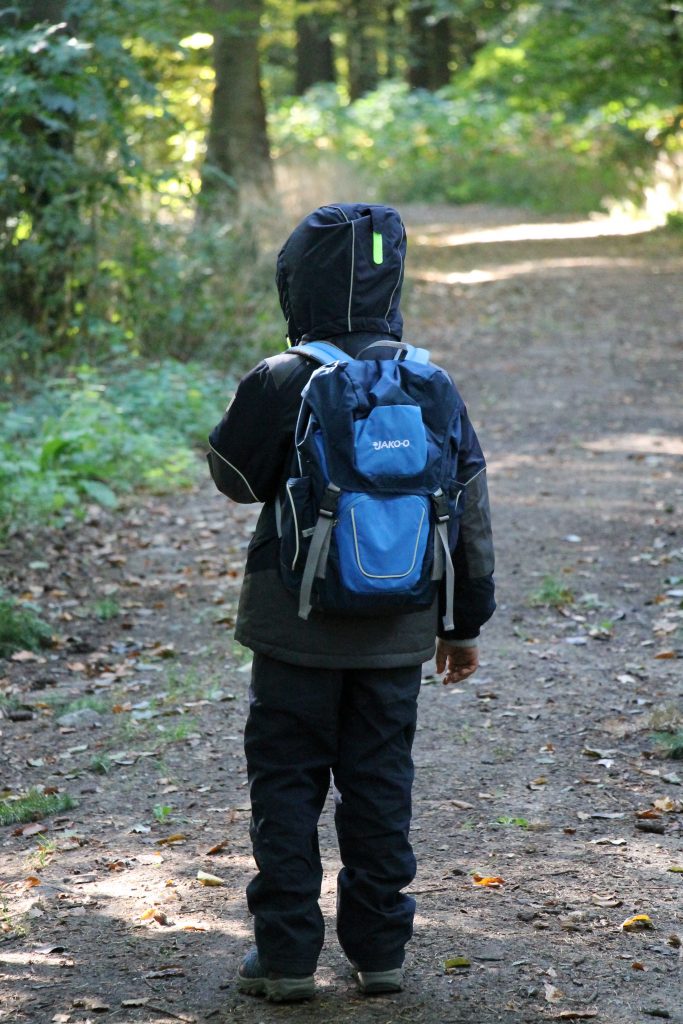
[[1, 205, 682, 1024]]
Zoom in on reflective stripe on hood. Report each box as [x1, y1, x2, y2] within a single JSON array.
[[276, 203, 406, 344]]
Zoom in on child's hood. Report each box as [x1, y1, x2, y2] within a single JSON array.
[[276, 203, 406, 344]]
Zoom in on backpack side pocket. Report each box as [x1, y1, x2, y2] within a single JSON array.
[[279, 476, 316, 590]]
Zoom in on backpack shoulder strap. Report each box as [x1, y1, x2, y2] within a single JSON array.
[[401, 344, 431, 365], [355, 339, 431, 364], [289, 341, 349, 365]]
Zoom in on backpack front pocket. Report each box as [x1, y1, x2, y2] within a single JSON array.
[[334, 492, 431, 596], [353, 404, 427, 479]]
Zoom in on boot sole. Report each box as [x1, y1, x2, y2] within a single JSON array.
[[355, 969, 403, 995], [238, 974, 315, 1002]]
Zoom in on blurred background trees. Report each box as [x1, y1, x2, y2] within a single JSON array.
[[1, 0, 682, 378]]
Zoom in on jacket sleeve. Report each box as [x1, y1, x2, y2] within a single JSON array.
[[438, 408, 496, 641], [206, 359, 306, 504]]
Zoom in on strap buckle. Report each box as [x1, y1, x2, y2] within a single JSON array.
[[432, 489, 450, 523], [319, 483, 341, 518]]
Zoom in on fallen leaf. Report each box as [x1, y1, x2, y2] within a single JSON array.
[[636, 809, 662, 819], [140, 907, 157, 921], [24, 876, 42, 888], [153, 910, 173, 926], [145, 967, 185, 979], [544, 982, 563, 1003], [472, 873, 504, 887], [156, 833, 187, 846], [121, 999, 149, 1008], [653, 797, 677, 813], [196, 870, 225, 886], [206, 840, 229, 856], [71, 997, 110, 1012], [182, 924, 208, 932], [13, 821, 48, 837], [590, 837, 626, 846], [654, 650, 678, 659], [632, 961, 647, 971], [151, 643, 176, 659], [622, 914, 654, 932], [591, 894, 622, 908], [11, 650, 42, 662], [666, 866, 683, 873], [444, 956, 470, 969], [552, 1012, 598, 1020]]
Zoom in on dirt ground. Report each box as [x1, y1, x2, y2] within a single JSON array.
[[1, 204, 682, 1024]]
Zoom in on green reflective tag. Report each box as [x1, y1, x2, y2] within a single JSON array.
[[373, 231, 383, 265]]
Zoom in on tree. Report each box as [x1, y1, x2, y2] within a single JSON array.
[[295, 10, 335, 93], [346, 0, 381, 100], [201, 0, 273, 208], [407, 2, 451, 90]]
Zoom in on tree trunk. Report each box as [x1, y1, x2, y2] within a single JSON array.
[[407, 3, 451, 91], [347, 0, 380, 100], [295, 14, 335, 94], [201, 0, 273, 210], [13, 0, 67, 27]]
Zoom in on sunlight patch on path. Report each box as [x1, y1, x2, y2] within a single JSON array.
[[413, 256, 650, 286], [413, 214, 662, 248], [582, 433, 683, 457]]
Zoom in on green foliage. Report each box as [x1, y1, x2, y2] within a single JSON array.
[[529, 576, 575, 608], [271, 81, 652, 213], [0, 593, 52, 658], [652, 731, 683, 760], [0, 359, 231, 535], [0, 5, 165, 337], [666, 211, 683, 232], [0, 789, 75, 827]]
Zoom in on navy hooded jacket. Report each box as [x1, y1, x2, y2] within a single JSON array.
[[207, 203, 495, 668]]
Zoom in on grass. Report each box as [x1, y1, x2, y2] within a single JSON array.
[[153, 804, 173, 822], [91, 598, 120, 620], [529, 575, 575, 608], [27, 836, 57, 870], [652, 730, 683, 760], [40, 694, 110, 718], [156, 718, 198, 745], [0, 593, 52, 658], [89, 753, 113, 775], [0, 790, 75, 827], [649, 705, 683, 760], [495, 816, 529, 829], [1, 903, 27, 937]]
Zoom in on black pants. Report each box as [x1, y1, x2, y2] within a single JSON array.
[[244, 653, 422, 976]]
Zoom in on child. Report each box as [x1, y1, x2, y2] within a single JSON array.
[[207, 203, 495, 1002]]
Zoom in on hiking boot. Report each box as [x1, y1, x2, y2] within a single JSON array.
[[237, 949, 315, 1003], [355, 967, 404, 995]]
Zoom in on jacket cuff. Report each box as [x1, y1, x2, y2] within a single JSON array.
[[437, 631, 480, 646]]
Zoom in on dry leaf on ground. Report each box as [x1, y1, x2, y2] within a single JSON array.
[[196, 870, 225, 886], [622, 914, 654, 932], [472, 873, 505, 887]]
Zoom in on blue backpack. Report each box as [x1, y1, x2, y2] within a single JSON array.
[[278, 340, 463, 630]]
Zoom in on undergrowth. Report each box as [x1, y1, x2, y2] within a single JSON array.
[[0, 593, 52, 658], [0, 359, 233, 536], [529, 576, 575, 608], [0, 790, 75, 827]]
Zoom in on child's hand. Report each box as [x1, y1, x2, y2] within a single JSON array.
[[435, 639, 479, 685]]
